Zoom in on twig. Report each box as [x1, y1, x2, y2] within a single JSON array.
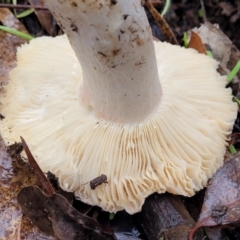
[[144, 0, 178, 45], [0, 4, 48, 11], [20, 136, 55, 196]]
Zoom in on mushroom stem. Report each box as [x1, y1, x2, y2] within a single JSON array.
[[44, 0, 162, 124]]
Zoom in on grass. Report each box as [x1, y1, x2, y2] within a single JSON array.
[[12, 0, 34, 18], [229, 145, 237, 154], [161, 0, 171, 16], [109, 213, 115, 220], [227, 60, 240, 84], [0, 25, 34, 40]]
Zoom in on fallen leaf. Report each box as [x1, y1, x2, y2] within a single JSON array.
[[188, 31, 207, 55], [189, 152, 240, 239], [18, 138, 112, 239], [17, 186, 111, 239], [193, 22, 240, 83]]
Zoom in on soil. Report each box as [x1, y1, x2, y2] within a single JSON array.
[[152, 0, 240, 49], [15, 0, 240, 50]]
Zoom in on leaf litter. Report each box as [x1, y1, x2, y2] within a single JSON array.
[[1, 2, 240, 240], [18, 137, 112, 240], [189, 152, 240, 239]]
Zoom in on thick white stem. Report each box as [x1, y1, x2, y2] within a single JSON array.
[[45, 0, 162, 123]]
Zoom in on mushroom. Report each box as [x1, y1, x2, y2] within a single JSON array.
[[0, 0, 237, 214]]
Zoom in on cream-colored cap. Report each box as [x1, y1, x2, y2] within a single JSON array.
[[0, 35, 237, 214]]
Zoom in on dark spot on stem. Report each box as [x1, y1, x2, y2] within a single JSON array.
[[0, 113, 5, 120], [110, 0, 117, 5], [70, 23, 78, 32], [71, 1, 77, 7], [112, 49, 120, 56], [98, 52, 107, 57]]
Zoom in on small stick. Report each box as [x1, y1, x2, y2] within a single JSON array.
[[144, 0, 178, 45], [0, 4, 48, 11], [20, 136, 55, 196]]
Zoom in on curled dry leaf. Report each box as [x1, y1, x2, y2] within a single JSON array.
[[193, 22, 240, 82], [19, 138, 112, 239], [17, 186, 111, 240], [187, 31, 207, 55], [189, 152, 240, 240]]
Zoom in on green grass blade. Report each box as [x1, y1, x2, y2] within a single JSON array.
[[198, 9, 204, 18], [227, 60, 240, 84], [229, 145, 237, 154], [161, 0, 171, 16], [183, 32, 188, 47], [109, 213, 115, 220], [16, 8, 35, 18], [0, 25, 34, 40], [206, 50, 213, 58], [233, 96, 240, 105]]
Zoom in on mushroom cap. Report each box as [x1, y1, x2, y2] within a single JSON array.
[[0, 35, 237, 214]]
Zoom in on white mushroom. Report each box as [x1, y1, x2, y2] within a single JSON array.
[[0, 0, 237, 214]]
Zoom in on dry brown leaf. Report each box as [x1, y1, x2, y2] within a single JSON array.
[[193, 22, 240, 82], [188, 31, 207, 55], [18, 186, 110, 239], [189, 152, 240, 240]]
